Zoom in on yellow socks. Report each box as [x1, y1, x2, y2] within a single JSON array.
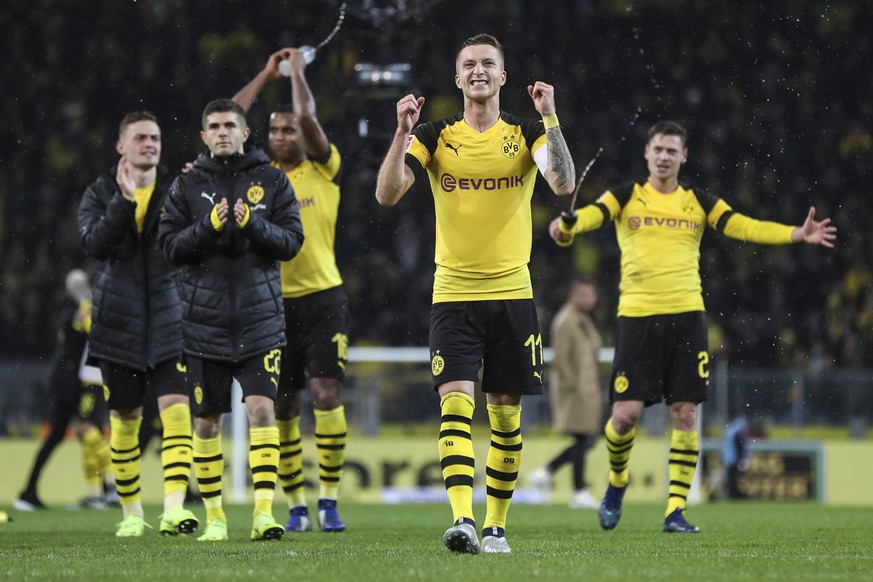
[[193, 434, 225, 523], [159, 403, 193, 510], [249, 426, 280, 517], [277, 417, 306, 507], [604, 418, 636, 488], [666, 429, 699, 516], [314, 406, 347, 500], [80, 425, 107, 498], [483, 403, 522, 530], [438, 392, 475, 524], [110, 416, 143, 518]]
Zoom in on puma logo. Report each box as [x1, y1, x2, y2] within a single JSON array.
[[201, 191, 217, 204], [533, 371, 542, 382], [445, 143, 462, 156]]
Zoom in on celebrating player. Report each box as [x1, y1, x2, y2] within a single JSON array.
[[550, 120, 836, 533], [375, 33, 576, 554]]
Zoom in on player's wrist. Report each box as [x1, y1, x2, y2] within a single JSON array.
[[542, 113, 559, 129]]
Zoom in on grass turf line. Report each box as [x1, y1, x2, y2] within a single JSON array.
[[0, 502, 871, 581]]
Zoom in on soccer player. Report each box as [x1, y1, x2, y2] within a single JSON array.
[[159, 98, 304, 542], [233, 47, 350, 533], [549, 120, 837, 533], [528, 277, 603, 509], [375, 33, 576, 554], [78, 113, 198, 537], [14, 269, 115, 512]]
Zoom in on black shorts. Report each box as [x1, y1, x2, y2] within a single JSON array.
[[279, 286, 348, 394], [77, 384, 108, 424], [609, 312, 710, 407], [49, 373, 106, 427], [187, 350, 282, 416], [429, 299, 544, 395], [99, 358, 188, 412]]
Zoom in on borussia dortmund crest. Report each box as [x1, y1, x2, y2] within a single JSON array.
[[246, 184, 265, 204]]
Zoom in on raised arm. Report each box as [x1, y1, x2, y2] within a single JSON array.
[[232, 49, 286, 113], [286, 48, 330, 160], [528, 81, 576, 196], [721, 206, 837, 248], [375, 94, 424, 206]]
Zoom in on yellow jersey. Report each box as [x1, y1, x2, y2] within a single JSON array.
[[405, 112, 547, 302], [276, 144, 343, 298]]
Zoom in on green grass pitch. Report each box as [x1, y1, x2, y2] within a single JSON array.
[[1, 502, 870, 581]]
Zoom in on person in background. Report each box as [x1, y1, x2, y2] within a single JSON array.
[[14, 269, 116, 512], [722, 408, 750, 499], [233, 47, 350, 533], [528, 277, 603, 509]]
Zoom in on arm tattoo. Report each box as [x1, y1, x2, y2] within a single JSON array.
[[546, 126, 575, 194]]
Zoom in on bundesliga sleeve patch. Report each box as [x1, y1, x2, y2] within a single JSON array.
[[405, 135, 416, 152]]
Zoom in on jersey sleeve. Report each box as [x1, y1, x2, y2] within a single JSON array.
[[720, 212, 795, 244], [520, 116, 547, 156], [311, 143, 342, 184], [404, 122, 438, 180]]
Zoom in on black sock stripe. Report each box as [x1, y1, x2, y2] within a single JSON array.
[[444, 475, 474, 489], [279, 451, 302, 460], [165, 475, 189, 482], [193, 454, 223, 464], [485, 466, 518, 482], [441, 414, 472, 425], [440, 455, 475, 469], [118, 487, 141, 498], [200, 490, 222, 498], [115, 477, 138, 487], [198, 476, 222, 486], [319, 464, 344, 473], [112, 454, 142, 463], [486, 486, 514, 499], [253, 481, 277, 490], [281, 438, 302, 447], [315, 443, 346, 451], [250, 443, 280, 452], [489, 440, 522, 452], [491, 428, 521, 439], [439, 429, 471, 440], [314, 432, 347, 439], [111, 445, 140, 455], [164, 461, 191, 470], [320, 476, 340, 483], [669, 480, 691, 490], [669, 460, 698, 468], [252, 465, 278, 474], [669, 448, 699, 456]]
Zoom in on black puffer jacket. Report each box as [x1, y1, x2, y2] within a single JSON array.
[[77, 165, 182, 370], [158, 147, 304, 362]]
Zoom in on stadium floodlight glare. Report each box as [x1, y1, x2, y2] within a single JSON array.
[[354, 63, 412, 86]]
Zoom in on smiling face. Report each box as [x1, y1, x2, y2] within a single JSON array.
[[455, 43, 506, 103], [116, 120, 161, 170], [644, 133, 687, 182], [268, 111, 305, 165], [201, 111, 249, 159]]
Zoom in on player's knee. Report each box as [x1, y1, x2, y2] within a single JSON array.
[[310, 378, 342, 409]]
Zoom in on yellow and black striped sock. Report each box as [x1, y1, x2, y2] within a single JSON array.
[[80, 425, 106, 498], [439, 392, 475, 524], [277, 417, 306, 508], [666, 429, 699, 516], [484, 404, 522, 530], [315, 406, 347, 500], [160, 403, 193, 511], [110, 416, 143, 518], [250, 426, 280, 517], [193, 434, 225, 523], [604, 418, 636, 488]]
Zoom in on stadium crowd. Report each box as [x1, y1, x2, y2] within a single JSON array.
[[1, 0, 870, 372]]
